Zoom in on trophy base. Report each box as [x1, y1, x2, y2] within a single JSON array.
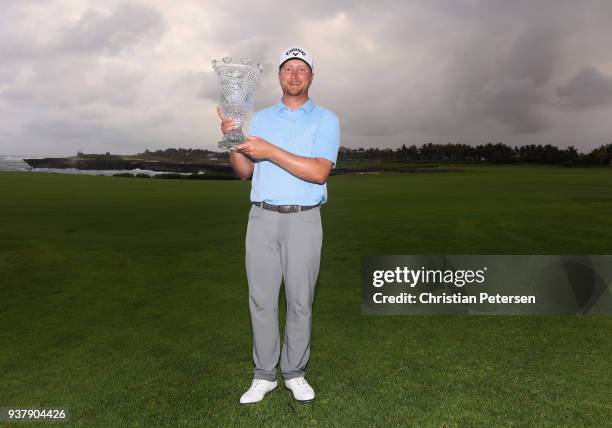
[[217, 129, 245, 150]]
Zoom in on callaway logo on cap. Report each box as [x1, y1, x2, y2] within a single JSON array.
[[279, 46, 314, 70]]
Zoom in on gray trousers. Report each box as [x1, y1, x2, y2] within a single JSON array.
[[245, 204, 322, 381]]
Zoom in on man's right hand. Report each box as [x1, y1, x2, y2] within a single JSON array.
[[217, 106, 235, 135]]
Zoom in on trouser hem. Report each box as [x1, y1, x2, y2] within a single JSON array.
[[253, 372, 277, 382]]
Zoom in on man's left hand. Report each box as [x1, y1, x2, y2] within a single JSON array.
[[234, 136, 276, 160]]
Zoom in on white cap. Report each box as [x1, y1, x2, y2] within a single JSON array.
[[279, 46, 314, 70]]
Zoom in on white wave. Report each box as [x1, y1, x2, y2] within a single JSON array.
[[0, 155, 43, 161], [0, 166, 200, 176]]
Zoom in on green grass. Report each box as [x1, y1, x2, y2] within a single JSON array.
[[1, 165, 611, 427]]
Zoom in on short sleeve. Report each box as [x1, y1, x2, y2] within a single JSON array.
[[311, 111, 340, 168], [246, 113, 261, 137]]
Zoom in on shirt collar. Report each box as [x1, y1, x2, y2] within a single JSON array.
[[275, 98, 315, 114]]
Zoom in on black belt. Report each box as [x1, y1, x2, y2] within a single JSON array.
[[252, 201, 320, 213]]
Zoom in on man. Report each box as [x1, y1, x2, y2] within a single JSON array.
[[217, 46, 340, 404]]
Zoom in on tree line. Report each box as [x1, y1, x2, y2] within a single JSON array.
[[338, 143, 612, 166], [140, 143, 612, 166]]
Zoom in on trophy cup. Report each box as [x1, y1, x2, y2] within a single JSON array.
[[212, 56, 263, 149]]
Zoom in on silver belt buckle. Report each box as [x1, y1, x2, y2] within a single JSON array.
[[278, 205, 293, 213]]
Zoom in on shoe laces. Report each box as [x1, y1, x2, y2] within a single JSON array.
[[295, 377, 308, 387], [250, 379, 265, 390]]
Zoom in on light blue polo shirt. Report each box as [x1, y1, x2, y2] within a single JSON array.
[[247, 98, 340, 205]]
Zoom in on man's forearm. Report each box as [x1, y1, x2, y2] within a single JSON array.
[[267, 145, 331, 185], [230, 151, 254, 180]]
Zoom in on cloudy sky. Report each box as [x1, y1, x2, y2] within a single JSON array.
[[2, 0, 612, 157]]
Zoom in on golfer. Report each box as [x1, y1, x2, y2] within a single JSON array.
[[217, 46, 340, 404]]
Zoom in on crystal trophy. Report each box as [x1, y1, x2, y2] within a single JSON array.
[[212, 56, 263, 149]]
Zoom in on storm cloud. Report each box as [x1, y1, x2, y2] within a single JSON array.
[[557, 66, 612, 110], [1, 0, 612, 156]]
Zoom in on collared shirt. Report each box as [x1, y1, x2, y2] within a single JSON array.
[[247, 98, 340, 205]]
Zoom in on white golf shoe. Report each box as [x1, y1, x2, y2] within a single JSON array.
[[239, 379, 278, 404], [284, 377, 315, 402]]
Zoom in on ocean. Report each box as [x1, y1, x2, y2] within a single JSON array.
[[0, 155, 193, 177]]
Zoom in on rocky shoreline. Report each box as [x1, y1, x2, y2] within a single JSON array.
[[21, 157, 460, 179], [23, 157, 234, 174]]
